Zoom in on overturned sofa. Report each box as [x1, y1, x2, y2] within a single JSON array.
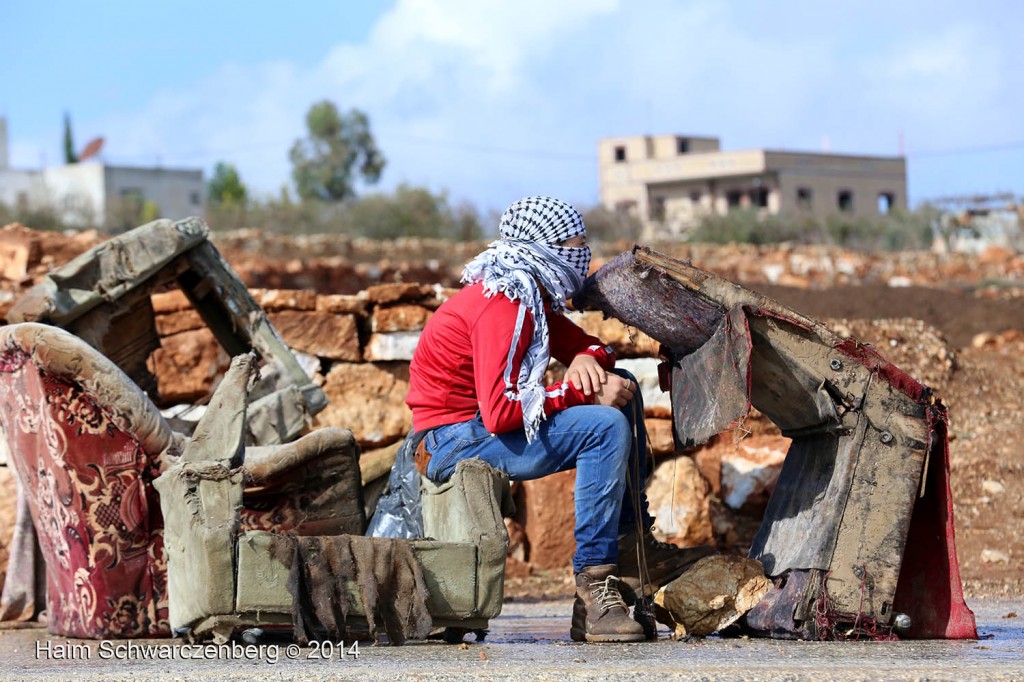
[[6, 216, 324, 444], [154, 350, 511, 643], [576, 247, 977, 640], [0, 323, 361, 638], [0, 217, 330, 632]]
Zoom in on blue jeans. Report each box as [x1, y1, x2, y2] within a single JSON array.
[[425, 369, 654, 573]]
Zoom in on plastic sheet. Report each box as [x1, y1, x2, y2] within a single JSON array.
[[366, 432, 425, 539]]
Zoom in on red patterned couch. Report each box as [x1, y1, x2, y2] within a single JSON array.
[[0, 323, 178, 638], [0, 323, 364, 639]]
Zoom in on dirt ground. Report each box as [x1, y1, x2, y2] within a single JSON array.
[[753, 283, 1024, 349]]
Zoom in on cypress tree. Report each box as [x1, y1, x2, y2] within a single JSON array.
[[63, 112, 78, 164]]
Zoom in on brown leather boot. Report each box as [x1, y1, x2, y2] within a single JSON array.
[[570, 564, 646, 642], [617, 529, 717, 601]]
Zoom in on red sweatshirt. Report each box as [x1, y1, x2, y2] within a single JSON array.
[[407, 282, 615, 434]]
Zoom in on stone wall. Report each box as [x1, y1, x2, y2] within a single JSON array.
[[0, 222, 981, 577], [144, 282, 783, 576]]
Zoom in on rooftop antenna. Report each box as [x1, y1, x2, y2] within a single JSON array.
[[78, 136, 105, 162]]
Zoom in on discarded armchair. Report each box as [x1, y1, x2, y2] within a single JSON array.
[[0, 322, 178, 638], [7, 216, 326, 445], [576, 247, 977, 640], [0, 324, 360, 639], [155, 353, 514, 643]]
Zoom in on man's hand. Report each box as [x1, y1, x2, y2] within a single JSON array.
[[565, 354, 607, 396], [593, 374, 637, 408]]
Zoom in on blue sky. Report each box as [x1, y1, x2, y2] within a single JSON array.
[[4, 0, 1023, 212]]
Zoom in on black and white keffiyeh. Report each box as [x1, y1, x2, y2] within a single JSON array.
[[461, 196, 592, 442]]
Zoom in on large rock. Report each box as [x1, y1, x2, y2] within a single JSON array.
[[566, 311, 660, 358], [150, 290, 192, 314], [364, 332, 421, 362], [371, 305, 433, 333], [616, 357, 672, 418], [316, 294, 367, 316], [645, 455, 714, 547], [521, 470, 577, 570], [317, 362, 412, 448], [253, 288, 317, 311], [154, 310, 204, 336], [645, 417, 676, 456], [654, 555, 773, 638], [365, 283, 425, 305], [147, 328, 230, 405], [721, 435, 790, 513], [268, 310, 360, 361], [0, 226, 41, 280]]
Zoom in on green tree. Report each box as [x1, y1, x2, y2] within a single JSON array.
[[581, 205, 643, 244], [289, 100, 385, 201], [337, 184, 483, 240], [207, 162, 248, 204], [63, 112, 78, 164]]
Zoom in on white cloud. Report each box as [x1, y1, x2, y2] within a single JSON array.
[[9, 1, 1024, 210]]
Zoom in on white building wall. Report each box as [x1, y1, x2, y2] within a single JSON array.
[[104, 166, 204, 228], [0, 169, 44, 210], [41, 164, 106, 226]]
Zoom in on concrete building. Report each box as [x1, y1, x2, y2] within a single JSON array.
[[598, 134, 907, 238], [0, 117, 204, 230]]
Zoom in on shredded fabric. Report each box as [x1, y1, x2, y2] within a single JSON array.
[[271, 535, 432, 645], [461, 196, 591, 441]]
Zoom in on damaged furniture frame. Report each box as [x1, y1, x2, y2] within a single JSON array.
[[0, 324, 360, 638], [576, 246, 977, 640], [156, 353, 513, 642], [7, 216, 325, 445]]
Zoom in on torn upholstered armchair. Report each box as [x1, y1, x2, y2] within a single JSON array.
[[0, 323, 360, 639], [0, 323, 179, 638], [156, 353, 513, 643]]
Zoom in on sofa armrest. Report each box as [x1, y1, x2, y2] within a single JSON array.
[[421, 459, 513, 618], [154, 462, 243, 633]]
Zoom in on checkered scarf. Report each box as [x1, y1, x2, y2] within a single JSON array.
[[462, 196, 592, 441]]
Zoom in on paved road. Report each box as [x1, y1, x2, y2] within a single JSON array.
[[2, 598, 1021, 681]]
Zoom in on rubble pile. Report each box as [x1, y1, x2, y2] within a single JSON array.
[[3, 223, 1023, 299], [824, 317, 957, 389], [215, 230, 1024, 293]]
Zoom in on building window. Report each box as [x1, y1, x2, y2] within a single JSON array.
[[726, 190, 743, 208], [614, 146, 627, 162], [797, 187, 813, 209], [190, 191, 201, 206], [677, 137, 690, 154], [749, 187, 769, 208], [837, 190, 854, 212], [650, 196, 666, 221], [689, 191, 702, 204], [878, 192, 895, 215], [614, 200, 637, 214]]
